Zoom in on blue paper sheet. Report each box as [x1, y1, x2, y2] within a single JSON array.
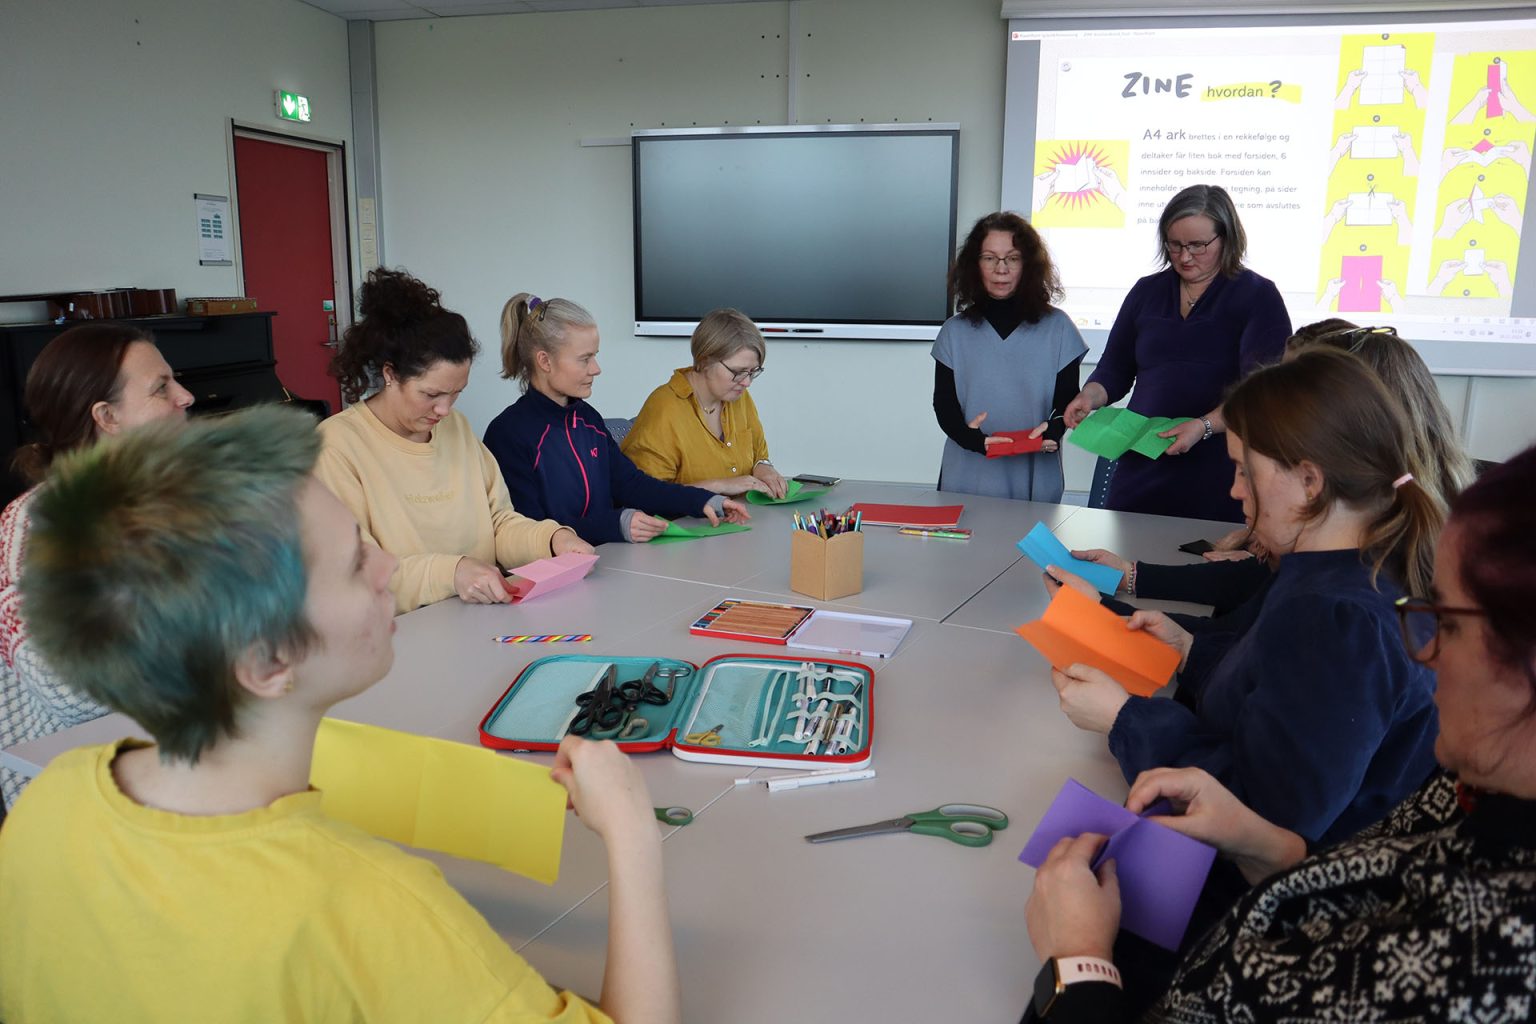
[[1019, 779, 1216, 951], [1016, 522, 1124, 596]]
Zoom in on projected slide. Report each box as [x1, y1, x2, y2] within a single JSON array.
[[1005, 18, 1536, 350]]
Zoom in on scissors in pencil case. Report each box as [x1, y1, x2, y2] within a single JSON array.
[[803, 804, 1010, 848], [683, 723, 725, 747], [568, 666, 626, 737], [615, 662, 673, 709]]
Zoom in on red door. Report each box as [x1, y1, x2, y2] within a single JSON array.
[[234, 135, 343, 412]]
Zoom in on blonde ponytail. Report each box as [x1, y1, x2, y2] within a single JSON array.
[[499, 293, 596, 389]]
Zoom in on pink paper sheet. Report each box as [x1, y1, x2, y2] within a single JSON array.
[[505, 552, 598, 603]]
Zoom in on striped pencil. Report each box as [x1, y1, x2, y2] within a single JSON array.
[[493, 634, 594, 644]]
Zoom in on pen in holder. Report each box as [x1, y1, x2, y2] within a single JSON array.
[[790, 529, 863, 600]]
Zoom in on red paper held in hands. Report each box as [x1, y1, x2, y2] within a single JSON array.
[[1014, 585, 1180, 697], [985, 430, 1046, 459]]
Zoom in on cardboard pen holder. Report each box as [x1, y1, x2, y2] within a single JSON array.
[[790, 530, 864, 600]]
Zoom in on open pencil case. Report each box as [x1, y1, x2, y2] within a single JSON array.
[[478, 653, 874, 769]]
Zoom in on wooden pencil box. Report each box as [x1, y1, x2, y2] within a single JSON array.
[[478, 653, 873, 770]]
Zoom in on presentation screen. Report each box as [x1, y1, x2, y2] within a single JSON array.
[[633, 126, 958, 340], [1003, 14, 1536, 374]]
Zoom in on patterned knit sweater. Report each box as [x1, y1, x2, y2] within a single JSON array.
[[1140, 771, 1536, 1023], [0, 490, 107, 807]]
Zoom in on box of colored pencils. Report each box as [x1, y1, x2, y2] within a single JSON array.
[[790, 508, 863, 601]]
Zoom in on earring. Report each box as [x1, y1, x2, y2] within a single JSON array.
[[283, 681, 294, 694]]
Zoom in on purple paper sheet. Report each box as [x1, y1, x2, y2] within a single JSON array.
[[1020, 779, 1217, 950]]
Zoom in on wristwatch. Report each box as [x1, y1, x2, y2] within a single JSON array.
[[1200, 417, 1214, 442], [1032, 956, 1122, 1018]]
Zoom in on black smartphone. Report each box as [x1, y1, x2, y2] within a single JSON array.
[[793, 474, 840, 487], [1178, 538, 1215, 556]]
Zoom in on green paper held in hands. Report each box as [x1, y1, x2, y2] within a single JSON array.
[[744, 479, 829, 505], [1068, 407, 1193, 460], [650, 520, 754, 544]]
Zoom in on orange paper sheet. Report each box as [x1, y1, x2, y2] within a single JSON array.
[[1015, 585, 1180, 697], [311, 718, 567, 884]]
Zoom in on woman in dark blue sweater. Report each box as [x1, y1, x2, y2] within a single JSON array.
[[483, 294, 749, 545], [1047, 348, 1443, 847]]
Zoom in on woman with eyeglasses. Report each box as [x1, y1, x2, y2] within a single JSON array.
[[622, 308, 786, 498], [316, 269, 594, 615], [482, 294, 750, 545], [1049, 349, 1442, 850], [1023, 442, 1536, 1024], [930, 212, 1086, 501], [1063, 185, 1291, 521]]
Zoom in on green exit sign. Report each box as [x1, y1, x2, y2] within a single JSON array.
[[275, 90, 312, 123]]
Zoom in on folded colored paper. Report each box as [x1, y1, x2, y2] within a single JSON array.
[[985, 430, 1046, 459], [1068, 407, 1191, 460], [847, 502, 964, 528], [311, 718, 567, 884], [1019, 779, 1216, 950], [1015, 584, 1180, 697], [1016, 522, 1124, 596], [745, 479, 830, 505], [505, 552, 598, 603], [651, 520, 753, 544]]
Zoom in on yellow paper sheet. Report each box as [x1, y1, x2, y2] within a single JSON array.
[[311, 718, 567, 884]]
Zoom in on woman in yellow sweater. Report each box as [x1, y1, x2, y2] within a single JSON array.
[[621, 308, 787, 498], [318, 269, 593, 614]]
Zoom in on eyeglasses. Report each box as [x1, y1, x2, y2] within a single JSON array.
[[720, 362, 764, 384], [1164, 237, 1219, 256], [1332, 325, 1399, 353], [979, 254, 1023, 270], [1394, 596, 1487, 664]]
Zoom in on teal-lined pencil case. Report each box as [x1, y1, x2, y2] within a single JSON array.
[[478, 653, 873, 770]]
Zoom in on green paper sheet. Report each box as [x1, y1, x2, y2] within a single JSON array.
[[744, 480, 830, 505], [1068, 407, 1193, 460], [650, 520, 754, 544]]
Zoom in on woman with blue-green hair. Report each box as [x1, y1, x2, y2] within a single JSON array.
[[0, 405, 679, 1023]]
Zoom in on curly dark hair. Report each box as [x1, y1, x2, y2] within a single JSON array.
[[947, 212, 1062, 326], [330, 268, 479, 403]]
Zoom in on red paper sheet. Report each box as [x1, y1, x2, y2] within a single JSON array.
[[505, 552, 598, 603], [1015, 585, 1181, 697], [847, 503, 965, 528], [985, 430, 1046, 459]]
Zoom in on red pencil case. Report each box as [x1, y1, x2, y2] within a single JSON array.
[[478, 653, 873, 770]]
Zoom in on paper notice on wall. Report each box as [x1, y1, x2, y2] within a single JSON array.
[[194, 193, 233, 266]]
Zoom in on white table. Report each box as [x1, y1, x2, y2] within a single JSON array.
[[3, 482, 1229, 1019]]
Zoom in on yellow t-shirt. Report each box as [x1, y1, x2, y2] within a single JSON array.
[[620, 367, 770, 485], [316, 401, 564, 613], [0, 741, 611, 1024]]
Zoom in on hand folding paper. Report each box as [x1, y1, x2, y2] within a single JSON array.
[[505, 552, 598, 603], [1020, 778, 1216, 950], [1015, 585, 1180, 697]]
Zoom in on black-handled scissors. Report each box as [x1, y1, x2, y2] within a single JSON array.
[[568, 666, 626, 737], [615, 661, 671, 709]]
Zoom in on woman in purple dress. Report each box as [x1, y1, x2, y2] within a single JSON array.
[[1063, 185, 1290, 522]]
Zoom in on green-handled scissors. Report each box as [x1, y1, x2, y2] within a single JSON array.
[[803, 803, 1009, 848]]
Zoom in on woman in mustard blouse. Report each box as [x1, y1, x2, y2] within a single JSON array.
[[621, 309, 787, 498]]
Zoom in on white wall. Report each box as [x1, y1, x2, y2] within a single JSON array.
[[373, 0, 1536, 486], [0, 0, 353, 305], [373, 0, 1004, 485]]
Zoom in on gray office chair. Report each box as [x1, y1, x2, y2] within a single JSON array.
[[605, 417, 634, 444]]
